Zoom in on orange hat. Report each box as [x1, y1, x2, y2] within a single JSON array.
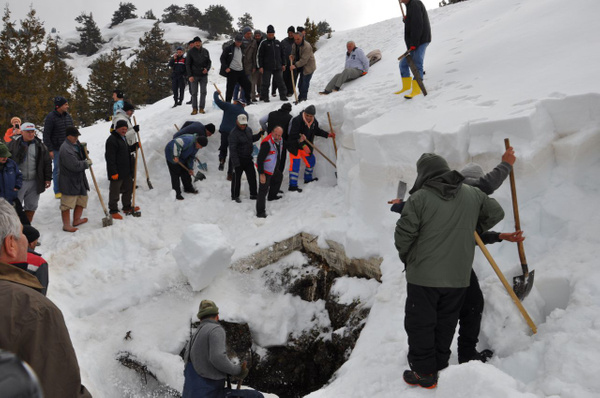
[[10, 117, 21, 125]]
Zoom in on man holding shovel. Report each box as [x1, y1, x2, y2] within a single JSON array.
[[164, 134, 208, 200], [394, 153, 504, 388], [105, 120, 139, 220]]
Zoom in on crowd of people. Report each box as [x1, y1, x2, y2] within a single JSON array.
[[0, 1, 524, 395]]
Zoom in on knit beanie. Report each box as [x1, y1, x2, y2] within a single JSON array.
[[304, 105, 316, 115], [0, 142, 11, 158], [115, 120, 128, 130], [22, 225, 40, 244], [197, 300, 219, 319], [196, 135, 208, 147], [54, 96, 68, 108], [267, 25, 275, 34], [122, 102, 135, 112]]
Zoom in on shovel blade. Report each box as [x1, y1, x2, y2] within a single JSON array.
[[102, 216, 113, 227], [513, 269, 535, 301], [147, 179, 154, 190]]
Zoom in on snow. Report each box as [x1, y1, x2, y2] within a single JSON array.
[[173, 224, 234, 291], [21, 0, 600, 396]]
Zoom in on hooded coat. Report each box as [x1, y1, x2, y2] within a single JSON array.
[[7, 136, 52, 194], [395, 154, 504, 288]]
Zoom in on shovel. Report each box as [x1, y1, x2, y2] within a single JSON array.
[[128, 147, 142, 217], [177, 161, 204, 182], [505, 138, 534, 300], [133, 116, 153, 190], [327, 112, 338, 159], [83, 145, 113, 227], [290, 66, 299, 105]]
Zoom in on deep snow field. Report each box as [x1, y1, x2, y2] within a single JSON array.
[[26, 0, 600, 396]]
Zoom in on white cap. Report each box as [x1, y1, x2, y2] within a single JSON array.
[[20, 122, 36, 131], [237, 114, 248, 125]]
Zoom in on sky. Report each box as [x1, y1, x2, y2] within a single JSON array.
[[2, 0, 441, 36]]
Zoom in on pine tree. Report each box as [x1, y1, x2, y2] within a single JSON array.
[[303, 18, 320, 51], [202, 5, 234, 39], [316, 21, 333, 37], [237, 12, 254, 31], [75, 12, 104, 56], [161, 5, 183, 24], [110, 2, 138, 28], [45, 35, 74, 102], [71, 79, 94, 126], [143, 10, 157, 20], [183, 4, 203, 27], [132, 21, 171, 104], [0, 5, 20, 124], [87, 49, 126, 120]]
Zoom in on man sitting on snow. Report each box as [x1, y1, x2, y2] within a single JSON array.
[[319, 41, 369, 95]]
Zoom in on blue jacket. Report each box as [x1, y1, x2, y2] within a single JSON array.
[[0, 158, 22, 203], [164, 135, 198, 169], [214, 92, 247, 133], [345, 47, 370, 73], [42, 110, 74, 153]]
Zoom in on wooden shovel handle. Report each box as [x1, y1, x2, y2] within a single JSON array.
[[327, 112, 337, 158], [398, 0, 406, 18], [475, 232, 537, 334], [504, 138, 529, 273]]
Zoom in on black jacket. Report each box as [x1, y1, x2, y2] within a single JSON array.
[[42, 110, 74, 153], [228, 126, 261, 168], [286, 112, 329, 156], [257, 137, 284, 174], [105, 131, 135, 180], [267, 109, 293, 139], [169, 55, 187, 78], [404, 0, 432, 49], [257, 38, 286, 71], [281, 37, 294, 66], [219, 43, 244, 77], [7, 136, 52, 194], [185, 47, 212, 78]]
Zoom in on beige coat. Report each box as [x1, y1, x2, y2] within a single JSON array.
[[291, 40, 317, 75]]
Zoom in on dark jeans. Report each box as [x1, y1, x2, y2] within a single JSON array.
[[190, 75, 208, 110], [404, 283, 467, 374], [256, 169, 282, 215], [231, 158, 257, 199], [298, 72, 313, 101], [261, 69, 287, 100], [226, 70, 252, 103], [219, 130, 233, 175], [167, 160, 193, 194], [172, 76, 185, 103], [457, 270, 484, 358], [108, 177, 133, 213], [182, 362, 264, 398]]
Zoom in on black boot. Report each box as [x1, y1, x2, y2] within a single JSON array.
[[403, 370, 438, 389], [458, 349, 494, 364]]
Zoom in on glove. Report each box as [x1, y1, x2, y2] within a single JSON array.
[[85, 159, 93, 168], [133, 125, 140, 132], [131, 142, 140, 150], [111, 174, 119, 180], [409, 46, 416, 52]]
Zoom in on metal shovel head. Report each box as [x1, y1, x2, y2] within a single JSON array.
[[513, 269, 535, 301], [102, 216, 113, 227]]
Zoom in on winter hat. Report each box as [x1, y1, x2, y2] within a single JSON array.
[[122, 102, 135, 112], [242, 26, 252, 35], [205, 123, 216, 134], [235, 33, 243, 42], [267, 25, 275, 34], [196, 135, 208, 147], [54, 96, 68, 108], [188, 40, 194, 45], [176, 46, 184, 51], [0, 142, 11, 158], [193, 36, 202, 43], [460, 163, 485, 181], [65, 126, 80, 137], [197, 299, 219, 319], [254, 30, 263, 37], [237, 114, 248, 125], [287, 26, 295, 33], [115, 120, 128, 130], [281, 103, 292, 113], [10, 117, 21, 125], [297, 26, 305, 33], [22, 225, 40, 244], [113, 89, 124, 99], [304, 105, 316, 115], [20, 122, 36, 131]]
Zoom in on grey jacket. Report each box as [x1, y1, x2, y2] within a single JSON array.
[[460, 161, 512, 195], [58, 140, 89, 196], [185, 319, 241, 381], [345, 47, 369, 73]]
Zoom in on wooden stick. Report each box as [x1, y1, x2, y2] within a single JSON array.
[[213, 83, 225, 102], [290, 67, 299, 104], [132, 146, 139, 209], [327, 112, 338, 158], [399, 0, 406, 19], [174, 124, 179, 131], [304, 139, 336, 169], [133, 116, 153, 189], [474, 232, 537, 334]]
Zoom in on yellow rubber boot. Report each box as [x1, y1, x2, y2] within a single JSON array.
[[404, 79, 422, 99], [394, 77, 412, 95]]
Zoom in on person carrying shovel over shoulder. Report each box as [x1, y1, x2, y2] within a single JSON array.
[[105, 120, 139, 220], [164, 134, 208, 200]]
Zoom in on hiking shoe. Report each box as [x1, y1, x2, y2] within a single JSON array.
[[268, 195, 282, 201], [304, 178, 318, 184], [111, 213, 123, 220], [232, 197, 242, 203], [191, 109, 198, 115], [403, 370, 438, 389], [218, 162, 225, 171], [123, 206, 140, 215], [288, 186, 302, 192], [177, 101, 182, 106], [184, 188, 199, 194], [319, 90, 331, 95], [227, 173, 233, 181], [249, 194, 257, 200], [458, 349, 494, 364], [186, 100, 192, 104], [176, 193, 184, 200], [257, 212, 267, 218], [199, 108, 205, 114]]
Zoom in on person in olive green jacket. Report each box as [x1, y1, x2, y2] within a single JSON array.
[[394, 153, 504, 389]]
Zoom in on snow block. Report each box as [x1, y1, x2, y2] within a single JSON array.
[[173, 224, 234, 291]]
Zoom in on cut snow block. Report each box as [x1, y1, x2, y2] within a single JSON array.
[[173, 224, 234, 291]]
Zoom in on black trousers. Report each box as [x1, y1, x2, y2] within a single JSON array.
[[218, 130, 233, 175], [256, 169, 282, 215], [283, 67, 297, 96], [457, 270, 484, 358], [172, 76, 185, 103], [231, 158, 257, 199], [108, 177, 133, 213], [226, 70, 252, 103], [261, 69, 287, 100], [167, 160, 193, 194], [405, 283, 467, 374]]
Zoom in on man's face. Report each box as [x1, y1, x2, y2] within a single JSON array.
[[0, 157, 7, 164], [304, 113, 315, 123], [272, 128, 283, 142], [117, 126, 128, 136], [244, 31, 252, 40], [66, 135, 78, 144], [57, 103, 69, 113], [176, 50, 183, 57], [347, 42, 355, 53], [288, 31, 294, 39], [294, 34, 302, 45], [235, 40, 242, 47], [254, 34, 262, 41], [21, 129, 35, 142], [267, 33, 275, 40], [194, 41, 202, 49], [237, 122, 247, 130], [126, 110, 134, 117], [112, 93, 118, 101]]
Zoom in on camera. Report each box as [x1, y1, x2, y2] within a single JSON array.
[[14, 123, 20, 129]]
